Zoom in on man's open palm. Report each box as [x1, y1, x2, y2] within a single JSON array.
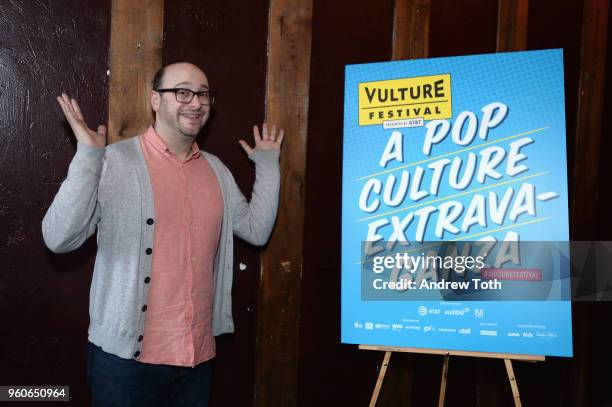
[[57, 93, 106, 148], [239, 123, 284, 155]]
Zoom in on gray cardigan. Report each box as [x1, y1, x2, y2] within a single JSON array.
[[42, 137, 280, 360]]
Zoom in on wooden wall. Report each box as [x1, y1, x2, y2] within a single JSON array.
[[0, 1, 111, 405], [1, 0, 610, 406]]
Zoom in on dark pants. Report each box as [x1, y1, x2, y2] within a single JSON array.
[[86, 341, 212, 407]]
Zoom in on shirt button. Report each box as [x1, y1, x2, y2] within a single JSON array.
[[138, 335, 144, 342], [133, 351, 141, 358], [147, 218, 155, 225], [144, 277, 151, 284], [145, 248, 153, 255], [141, 305, 148, 312]]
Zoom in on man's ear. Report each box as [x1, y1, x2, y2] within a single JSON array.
[[151, 90, 160, 112]]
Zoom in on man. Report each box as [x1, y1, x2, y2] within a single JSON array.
[[42, 62, 282, 406]]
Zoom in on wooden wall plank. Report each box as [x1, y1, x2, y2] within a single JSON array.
[[107, 0, 164, 143], [374, 1, 432, 405], [571, 0, 609, 239], [496, 0, 529, 52], [392, 0, 431, 60], [296, 1, 395, 405], [254, 0, 313, 406], [567, 3, 608, 406]]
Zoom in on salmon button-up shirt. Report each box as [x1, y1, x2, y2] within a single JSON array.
[[137, 126, 223, 367]]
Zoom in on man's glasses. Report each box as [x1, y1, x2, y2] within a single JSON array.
[[156, 88, 216, 105]]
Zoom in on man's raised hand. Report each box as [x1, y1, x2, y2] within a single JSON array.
[[57, 93, 106, 148], [238, 123, 284, 155]]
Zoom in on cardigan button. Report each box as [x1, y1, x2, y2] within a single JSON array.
[[144, 276, 151, 284], [145, 248, 153, 255], [138, 335, 143, 342], [133, 351, 140, 358], [141, 305, 148, 312], [146, 218, 154, 225]]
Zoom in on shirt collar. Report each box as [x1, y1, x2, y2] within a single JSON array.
[[142, 125, 201, 162]]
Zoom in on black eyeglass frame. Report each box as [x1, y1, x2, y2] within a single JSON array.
[[156, 88, 216, 105]]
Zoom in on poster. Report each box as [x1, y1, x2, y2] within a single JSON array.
[[341, 49, 572, 357]]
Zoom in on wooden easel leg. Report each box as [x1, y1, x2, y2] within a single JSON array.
[[438, 353, 450, 407], [504, 359, 522, 407], [369, 351, 392, 407]]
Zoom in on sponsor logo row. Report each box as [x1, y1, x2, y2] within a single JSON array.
[[353, 321, 557, 339]]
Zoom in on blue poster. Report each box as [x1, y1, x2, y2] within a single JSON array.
[[341, 49, 572, 357]]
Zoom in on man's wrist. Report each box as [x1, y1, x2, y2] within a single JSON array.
[[249, 149, 280, 165], [76, 142, 105, 157]]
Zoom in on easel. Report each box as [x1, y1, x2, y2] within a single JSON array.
[[360, 345, 545, 407]]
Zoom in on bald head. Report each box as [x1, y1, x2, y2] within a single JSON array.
[[152, 62, 208, 91]]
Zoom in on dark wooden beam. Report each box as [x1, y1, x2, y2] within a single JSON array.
[[567, 1, 608, 407], [372, 1, 433, 405], [566, 3, 608, 406], [254, 0, 313, 405], [496, 0, 529, 52], [392, 0, 431, 60], [107, 0, 164, 143], [571, 0, 608, 239]]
